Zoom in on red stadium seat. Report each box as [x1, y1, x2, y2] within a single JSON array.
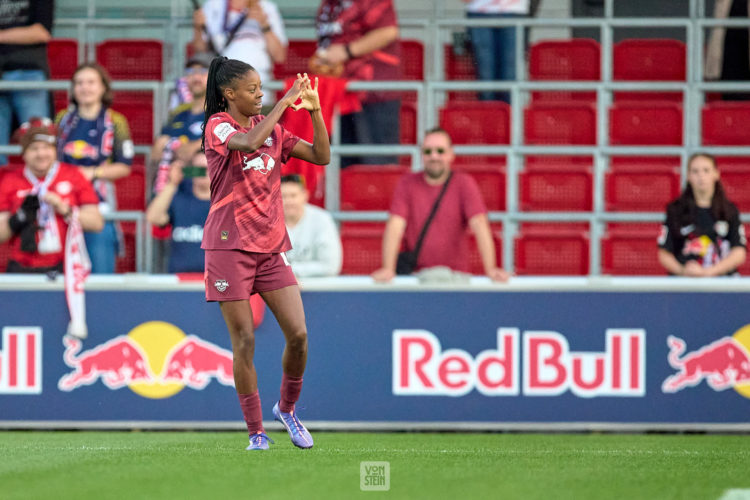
[[519, 164, 593, 211], [0, 241, 10, 272], [601, 223, 664, 275], [613, 39, 686, 102], [528, 39, 600, 102], [340, 164, 408, 211], [274, 40, 317, 79], [53, 91, 69, 115], [115, 157, 146, 211], [400, 40, 424, 80], [605, 157, 681, 212], [96, 39, 163, 80], [609, 102, 683, 145], [717, 159, 750, 213], [454, 163, 506, 211], [400, 100, 417, 144], [115, 221, 137, 273], [702, 102, 750, 145], [111, 91, 154, 145], [439, 101, 510, 144], [524, 103, 596, 145], [340, 222, 385, 275], [443, 43, 478, 101], [514, 223, 590, 275], [47, 39, 78, 80], [468, 223, 503, 275]]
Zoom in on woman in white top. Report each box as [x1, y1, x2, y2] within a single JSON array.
[[192, 0, 287, 105]]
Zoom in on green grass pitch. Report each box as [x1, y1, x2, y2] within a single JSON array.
[[1, 431, 749, 499]]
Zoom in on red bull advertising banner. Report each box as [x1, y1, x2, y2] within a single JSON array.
[[0, 286, 749, 426]]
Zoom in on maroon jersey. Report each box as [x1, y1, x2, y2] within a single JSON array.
[[202, 112, 301, 253], [0, 163, 99, 269], [390, 172, 487, 273], [316, 0, 401, 82]]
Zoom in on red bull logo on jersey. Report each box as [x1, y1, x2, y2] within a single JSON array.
[[63, 140, 100, 161], [662, 324, 750, 398], [242, 153, 275, 174], [393, 328, 645, 397], [0, 327, 42, 394], [58, 321, 234, 398]]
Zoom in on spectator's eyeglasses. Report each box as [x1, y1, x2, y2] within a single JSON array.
[[183, 166, 207, 177], [185, 67, 209, 76], [422, 148, 445, 155]]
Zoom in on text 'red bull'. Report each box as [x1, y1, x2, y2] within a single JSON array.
[[393, 328, 645, 398], [662, 335, 750, 393]]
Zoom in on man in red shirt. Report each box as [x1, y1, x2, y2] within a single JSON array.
[[0, 119, 103, 273], [313, 0, 401, 166], [372, 128, 509, 282]]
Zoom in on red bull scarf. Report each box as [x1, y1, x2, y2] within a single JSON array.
[[65, 208, 92, 339]]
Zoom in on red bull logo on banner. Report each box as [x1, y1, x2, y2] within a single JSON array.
[[662, 324, 750, 398], [58, 321, 234, 399], [393, 328, 645, 397], [0, 327, 42, 394]]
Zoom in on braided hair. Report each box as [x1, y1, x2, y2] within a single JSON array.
[[201, 56, 256, 151]]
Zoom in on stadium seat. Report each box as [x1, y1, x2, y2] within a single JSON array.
[[613, 39, 686, 102], [519, 164, 593, 211], [443, 43, 478, 101], [96, 39, 163, 80], [274, 40, 318, 79], [468, 223, 503, 275], [0, 241, 10, 272], [115, 157, 146, 211], [609, 102, 683, 145], [716, 158, 750, 213], [604, 157, 681, 212], [53, 91, 69, 115], [340, 222, 385, 275], [439, 101, 510, 144], [111, 91, 154, 145], [528, 38, 600, 102], [47, 39, 78, 80], [514, 223, 590, 275], [454, 162, 507, 211], [399, 40, 424, 80], [115, 221, 137, 273], [340, 164, 408, 211], [400, 100, 417, 144], [601, 223, 664, 275], [524, 103, 596, 145], [702, 102, 750, 145]]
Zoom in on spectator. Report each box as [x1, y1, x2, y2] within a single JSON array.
[[658, 153, 747, 276], [313, 0, 401, 166], [192, 0, 287, 106], [146, 152, 210, 274], [0, 118, 103, 273], [55, 62, 135, 274], [462, 0, 531, 102], [0, 0, 54, 165], [706, 0, 750, 100], [151, 52, 211, 195], [371, 127, 509, 283], [280, 174, 342, 277]]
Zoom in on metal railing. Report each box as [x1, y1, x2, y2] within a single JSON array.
[[3, 0, 750, 274]]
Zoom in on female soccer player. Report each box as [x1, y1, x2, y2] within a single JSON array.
[[658, 153, 746, 276], [201, 57, 329, 450]]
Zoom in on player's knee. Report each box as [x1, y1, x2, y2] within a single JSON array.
[[235, 328, 256, 354], [286, 327, 307, 351]]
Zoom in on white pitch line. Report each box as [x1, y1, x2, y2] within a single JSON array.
[[718, 490, 750, 500]]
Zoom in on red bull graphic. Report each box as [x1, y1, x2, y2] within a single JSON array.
[[0, 327, 42, 394], [162, 335, 234, 389], [58, 321, 234, 398], [662, 327, 750, 395], [393, 328, 645, 397]]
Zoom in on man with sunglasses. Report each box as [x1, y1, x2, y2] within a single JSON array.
[[146, 152, 211, 274], [372, 127, 509, 283]]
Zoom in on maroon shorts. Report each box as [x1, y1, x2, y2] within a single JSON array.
[[204, 249, 297, 302]]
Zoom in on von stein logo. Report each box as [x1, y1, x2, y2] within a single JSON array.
[[0, 327, 42, 394], [58, 321, 234, 398], [393, 328, 645, 398]]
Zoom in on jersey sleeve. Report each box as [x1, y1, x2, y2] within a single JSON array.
[[0, 178, 15, 212], [727, 209, 747, 249], [279, 125, 302, 164], [459, 174, 487, 220], [205, 116, 240, 157], [364, 0, 398, 30], [32, 1, 55, 33], [389, 175, 411, 219], [658, 208, 676, 253], [111, 112, 134, 166]]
